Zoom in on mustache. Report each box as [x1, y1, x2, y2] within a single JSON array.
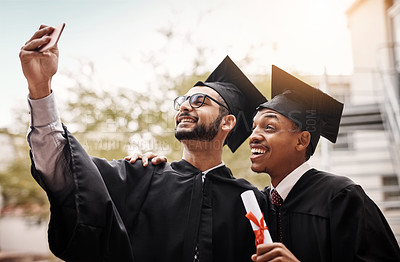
[[177, 112, 199, 121]]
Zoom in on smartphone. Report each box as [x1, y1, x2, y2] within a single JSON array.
[[38, 23, 66, 52]]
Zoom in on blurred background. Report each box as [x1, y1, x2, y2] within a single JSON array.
[[1, 0, 400, 260]]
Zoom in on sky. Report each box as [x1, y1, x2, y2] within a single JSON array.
[[0, 0, 354, 129]]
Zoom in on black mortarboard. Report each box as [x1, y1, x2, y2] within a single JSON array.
[[257, 65, 344, 155], [194, 56, 267, 152]]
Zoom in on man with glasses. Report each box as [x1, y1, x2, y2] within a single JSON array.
[[21, 25, 267, 262]]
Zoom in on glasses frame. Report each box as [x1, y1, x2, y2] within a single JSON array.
[[174, 93, 230, 112]]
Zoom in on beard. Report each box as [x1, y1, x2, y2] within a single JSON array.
[[175, 113, 224, 142]]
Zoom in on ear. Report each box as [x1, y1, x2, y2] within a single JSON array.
[[296, 131, 311, 152], [221, 115, 236, 132]]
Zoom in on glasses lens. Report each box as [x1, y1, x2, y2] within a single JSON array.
[[174, 94, 207, 110], [189, 94, 206, 108], [174, 96, 186, 111]]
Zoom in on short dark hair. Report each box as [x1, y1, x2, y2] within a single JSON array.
[[215, 95, 233, 146], [217, 96, 229, 117]]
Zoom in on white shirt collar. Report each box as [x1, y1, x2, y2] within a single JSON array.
[[271, 162, 312, 201], [202, 161, 225, 182], [203, 161, 225, 174]]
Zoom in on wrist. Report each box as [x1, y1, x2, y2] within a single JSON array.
[[28, 80, 52, 99]]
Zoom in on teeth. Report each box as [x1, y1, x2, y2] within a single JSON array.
[[251, 148, 266, 154], [180, 118, 195, 123]]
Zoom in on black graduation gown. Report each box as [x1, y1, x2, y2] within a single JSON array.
[[31, 127, 267, 262], [264, 168, 400, 262]]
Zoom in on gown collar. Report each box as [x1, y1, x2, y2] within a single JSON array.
[[171, 159, 230, 179]]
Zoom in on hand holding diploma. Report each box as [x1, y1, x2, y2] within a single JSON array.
[[241, 190, 300, 261], [251, 242, 300, 262], [241, 190, 273, 245]]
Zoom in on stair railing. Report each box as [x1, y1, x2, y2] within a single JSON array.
[[378, 67, 400, 181]]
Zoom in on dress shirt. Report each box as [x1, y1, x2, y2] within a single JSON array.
[[27, 92, 74, 198], [270, 162, 312, 201]]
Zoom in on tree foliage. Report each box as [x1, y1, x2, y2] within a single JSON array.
[[0, 131, 49, 220]]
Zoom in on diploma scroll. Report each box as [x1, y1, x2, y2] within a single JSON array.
[[241, 190, 273, 245]]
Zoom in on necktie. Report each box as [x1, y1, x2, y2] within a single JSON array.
[[193, 246, 199, 262], [271, 189, 283, 242], [271, 189, 283, 207]]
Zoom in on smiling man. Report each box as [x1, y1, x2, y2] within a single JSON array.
[[249, 65, 400, 261], [20, 25, 268, 262]]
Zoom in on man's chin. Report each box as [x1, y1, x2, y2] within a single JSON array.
[[175, 130, 196, 141], [175, 121, 219, 142], [176, 122, 196, 129], [250, 163, 266, 174]]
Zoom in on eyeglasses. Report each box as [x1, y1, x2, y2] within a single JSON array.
[[174, 93, 230, 112]]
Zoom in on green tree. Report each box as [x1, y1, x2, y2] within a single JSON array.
[[0, 129, 49, 221]]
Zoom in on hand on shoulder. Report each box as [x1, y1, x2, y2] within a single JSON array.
[[125, 152, 168, 167]]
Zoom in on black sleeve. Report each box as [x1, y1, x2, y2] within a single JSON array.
[[32, 126, 155, 261], [329, 185, 400, 261]]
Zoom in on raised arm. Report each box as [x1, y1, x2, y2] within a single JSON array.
[[21, 25, 72, 198]]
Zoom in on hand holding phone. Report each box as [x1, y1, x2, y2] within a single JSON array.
[[38, 23, 65, 52]]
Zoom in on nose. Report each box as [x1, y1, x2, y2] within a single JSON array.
[[179, 98, 192, 112], [249, 127, 262, 143]]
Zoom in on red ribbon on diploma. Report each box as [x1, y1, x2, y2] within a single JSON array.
[[245, 211, 268, 246]]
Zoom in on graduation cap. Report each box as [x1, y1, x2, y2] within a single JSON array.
[[257, 65, 344, 155], [194, 56, 267, 152]]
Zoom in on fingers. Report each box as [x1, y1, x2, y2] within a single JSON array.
[[23, 37, 51, 52], [19, 48, 50, 64], [256, 243, 278, 255], [22, 26, 54, 52], [142, 152, 158, 167], [151, 155, 168, 165], [142, 152, 168, 166], [124, 152, 154, 166], [141, 154, 150, 167], [27, 26, 54, 44], [254, 243, 300, 262], [39, 24, 50, 30], [125, 152, 167, 167], [125, 153, 142, 163]]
